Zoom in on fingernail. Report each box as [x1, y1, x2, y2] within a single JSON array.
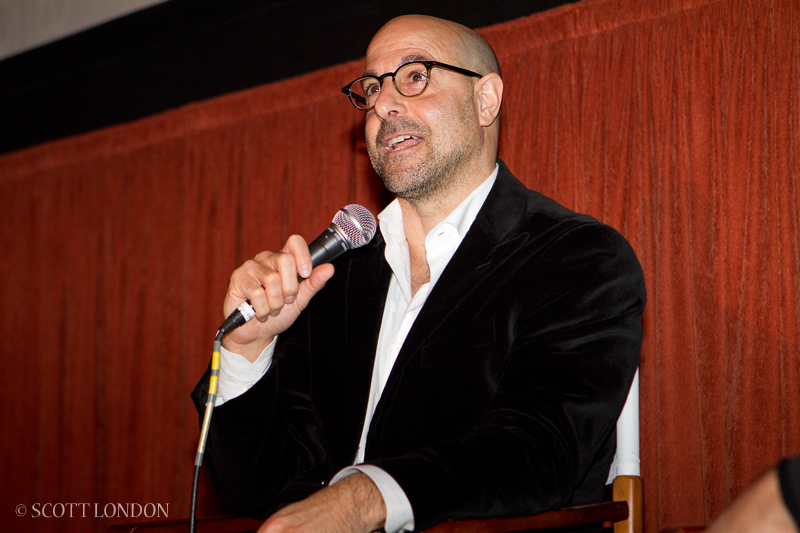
[[299, 264, 311, 278], [285, 296, 296, 304]]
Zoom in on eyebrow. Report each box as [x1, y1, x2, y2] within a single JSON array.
[[364, 54, 432, 77]]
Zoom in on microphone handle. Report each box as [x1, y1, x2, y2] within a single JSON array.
[[307, 224, 350, 267]]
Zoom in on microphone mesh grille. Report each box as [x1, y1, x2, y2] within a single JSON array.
[[333, 204, 377, 248]]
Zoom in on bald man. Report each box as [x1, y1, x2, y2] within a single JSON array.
[[192, 15, 645, 533]]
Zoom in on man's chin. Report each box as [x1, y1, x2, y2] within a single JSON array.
[[373, 158, 416, 185], [379, 167, 441, 200], [377, 173, 410, 196]]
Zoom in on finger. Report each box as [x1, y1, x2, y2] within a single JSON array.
[[226, 259, 270, 320], [271, 250, 301, 307], [255, 258, 290, 318], [233, 255, 286, 321], [283, 234, 313, 279], [247, 247, 303, 317], [293, 263, 335, 309], [307, 263, 335, 291]]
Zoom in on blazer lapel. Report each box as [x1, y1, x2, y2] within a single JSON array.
[[341, 236, 392, 448], [377, 162, 531, 404]]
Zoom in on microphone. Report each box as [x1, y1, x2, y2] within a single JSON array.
[[308, 203, 377, 266], [216, 204, 377, 337]]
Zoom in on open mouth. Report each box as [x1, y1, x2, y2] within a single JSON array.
[[386, 134, 422, 152]]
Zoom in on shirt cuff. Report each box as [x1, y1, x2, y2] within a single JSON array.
[[216, 337, 277, 405], [331, 465, 415, 533]]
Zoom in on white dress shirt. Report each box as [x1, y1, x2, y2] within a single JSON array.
[[216, 164, 498, 533]]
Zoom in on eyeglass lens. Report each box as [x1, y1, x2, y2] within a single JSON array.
[[349, 62, 431, 109]]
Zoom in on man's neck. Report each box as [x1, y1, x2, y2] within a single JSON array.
[[399, 159, 495, 235], [397, 158, 496, 294], [398, 203, 432, 295]]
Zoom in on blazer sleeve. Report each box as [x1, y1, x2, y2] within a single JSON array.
[[368, 221, 646, 529], [189, 311, 328, 518]]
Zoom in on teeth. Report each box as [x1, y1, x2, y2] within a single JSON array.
[[388, 135, 414, 149]]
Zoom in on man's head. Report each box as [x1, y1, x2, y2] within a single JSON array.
[[350, 15, 503, 205]]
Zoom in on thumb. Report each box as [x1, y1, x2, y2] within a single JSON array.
[[296, 263, 335, 306]]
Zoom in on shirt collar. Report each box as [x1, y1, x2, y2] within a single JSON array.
[[377, 164, 499, 301]]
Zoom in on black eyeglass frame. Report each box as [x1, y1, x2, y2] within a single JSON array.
[[342, 60, 484, 110]]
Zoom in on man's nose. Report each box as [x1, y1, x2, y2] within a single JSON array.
[[372, 77, 407, 118]]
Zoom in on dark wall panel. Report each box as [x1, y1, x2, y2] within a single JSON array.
[[0, 0, 574, 154]]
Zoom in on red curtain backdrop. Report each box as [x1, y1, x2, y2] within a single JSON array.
[[1, 0, 797, 531]]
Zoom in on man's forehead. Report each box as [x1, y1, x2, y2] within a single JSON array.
[[363, 53, 431, 76], [364, 36, 457, 76]]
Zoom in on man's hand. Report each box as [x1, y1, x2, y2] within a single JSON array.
[[257, 473, 387, 533], [222, 234, 335, 361], [706, 469, 798, 533]]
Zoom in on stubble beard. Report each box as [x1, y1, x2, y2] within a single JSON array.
[[367, 98, 479, 203]]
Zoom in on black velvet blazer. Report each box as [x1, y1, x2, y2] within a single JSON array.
[[192, 160, 646, 531]]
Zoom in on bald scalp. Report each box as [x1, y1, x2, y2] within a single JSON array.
[[458, 24, 501, 77], [373, 15, 500, 77]]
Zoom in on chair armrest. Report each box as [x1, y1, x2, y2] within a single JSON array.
[[423, 501, 629, 533], [106, 515, 263, 532]]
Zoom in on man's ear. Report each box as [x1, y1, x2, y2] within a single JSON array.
[[476, 73, 503, 127]]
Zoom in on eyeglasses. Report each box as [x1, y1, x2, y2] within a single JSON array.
[[342, 60, 484, 111]]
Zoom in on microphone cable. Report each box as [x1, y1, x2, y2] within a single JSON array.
[[190, 301, 255, 533]]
